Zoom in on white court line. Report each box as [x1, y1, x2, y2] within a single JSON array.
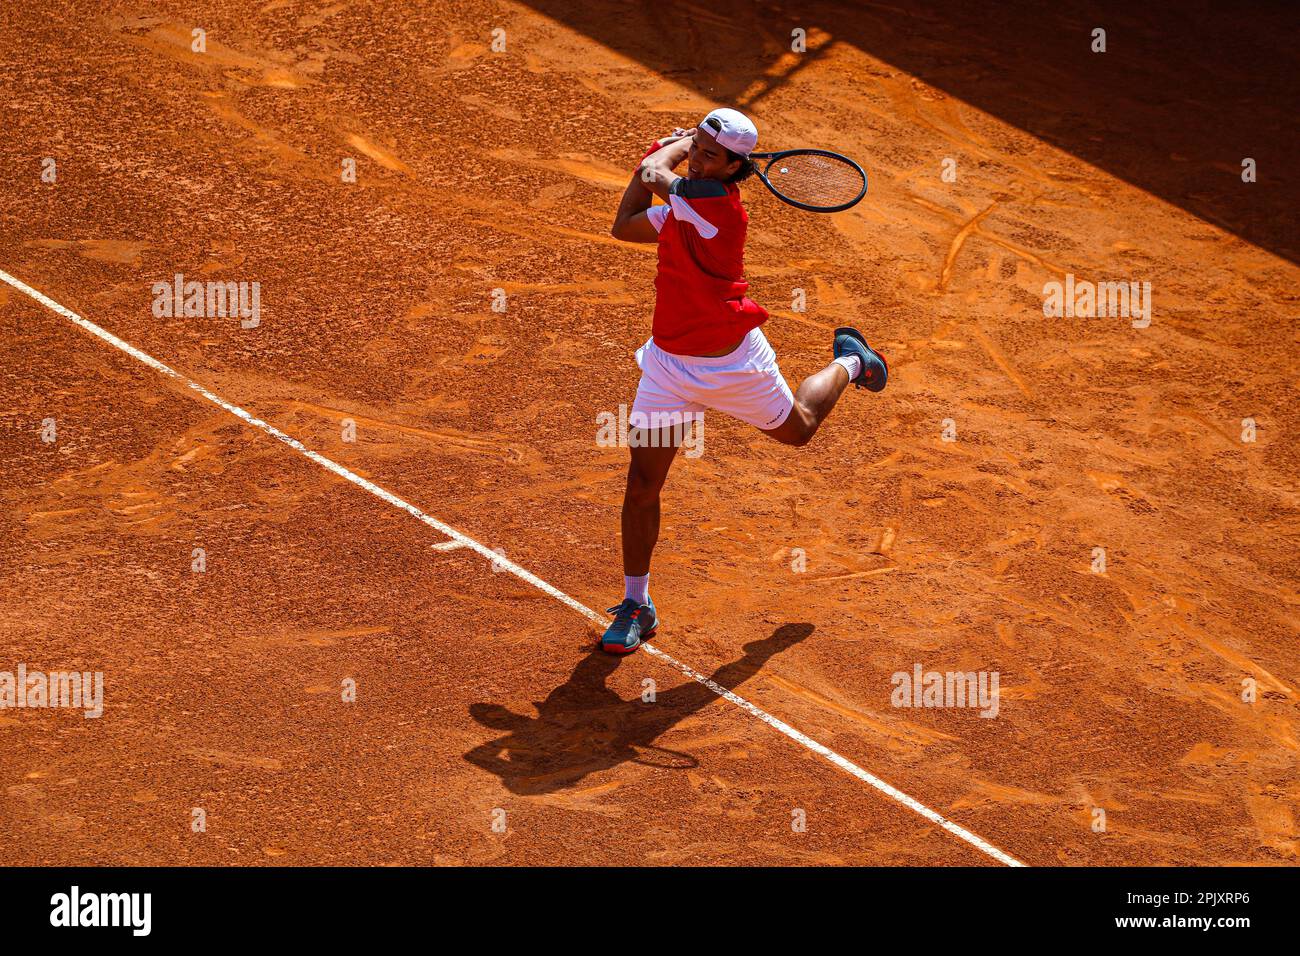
[[0, 267, 1026, 868]]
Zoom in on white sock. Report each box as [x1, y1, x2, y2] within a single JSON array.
[[624, 573, 650, 605], [834, 354, 862, 380]]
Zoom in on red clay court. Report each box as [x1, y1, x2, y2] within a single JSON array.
[[0, 0, 1297, 867]]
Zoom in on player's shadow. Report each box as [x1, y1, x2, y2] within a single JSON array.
[[465, 622, 813, 795]]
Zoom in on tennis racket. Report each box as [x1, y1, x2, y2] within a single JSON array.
[[749, 149, 867, 213]]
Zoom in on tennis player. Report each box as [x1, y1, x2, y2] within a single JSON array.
[[600, 107, 888, 654]]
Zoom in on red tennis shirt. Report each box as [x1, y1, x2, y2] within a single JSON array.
[[639, 143, 769, 355]]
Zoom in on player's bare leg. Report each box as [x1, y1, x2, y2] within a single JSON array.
[[621, 428, 682, 576], [762, 362, 852, 447], [762, 325, 887, 447], [601, 425, 682, 654]]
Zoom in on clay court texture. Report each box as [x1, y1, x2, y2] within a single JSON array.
[[1, 0, 1297, 867]]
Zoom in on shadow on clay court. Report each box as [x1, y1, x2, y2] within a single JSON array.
[[465, 622, 813, 795], [520, 0, 1298, 264]]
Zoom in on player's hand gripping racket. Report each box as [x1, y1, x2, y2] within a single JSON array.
[[749, 149, 867, 212]]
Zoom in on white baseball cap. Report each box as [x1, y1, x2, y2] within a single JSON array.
[[700, 107, 758, 157]]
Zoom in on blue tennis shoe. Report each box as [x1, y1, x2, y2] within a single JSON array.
[[833, 326, 888, 392], [600, 598, 658, 654]]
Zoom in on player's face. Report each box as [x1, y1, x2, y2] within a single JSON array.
[[687, 128, 742, 181]]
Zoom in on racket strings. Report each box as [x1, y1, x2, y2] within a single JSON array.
[[766, 153, 865, 209]]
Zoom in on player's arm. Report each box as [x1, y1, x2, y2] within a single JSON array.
[[611, 131, 694, 243], [637, 135, 692, 202], [611, 174, 660, 243]]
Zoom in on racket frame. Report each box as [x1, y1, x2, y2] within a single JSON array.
[[748, 148, 868, 213]]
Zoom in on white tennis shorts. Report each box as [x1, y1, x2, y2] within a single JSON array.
[[631, 327, 795, 431]]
